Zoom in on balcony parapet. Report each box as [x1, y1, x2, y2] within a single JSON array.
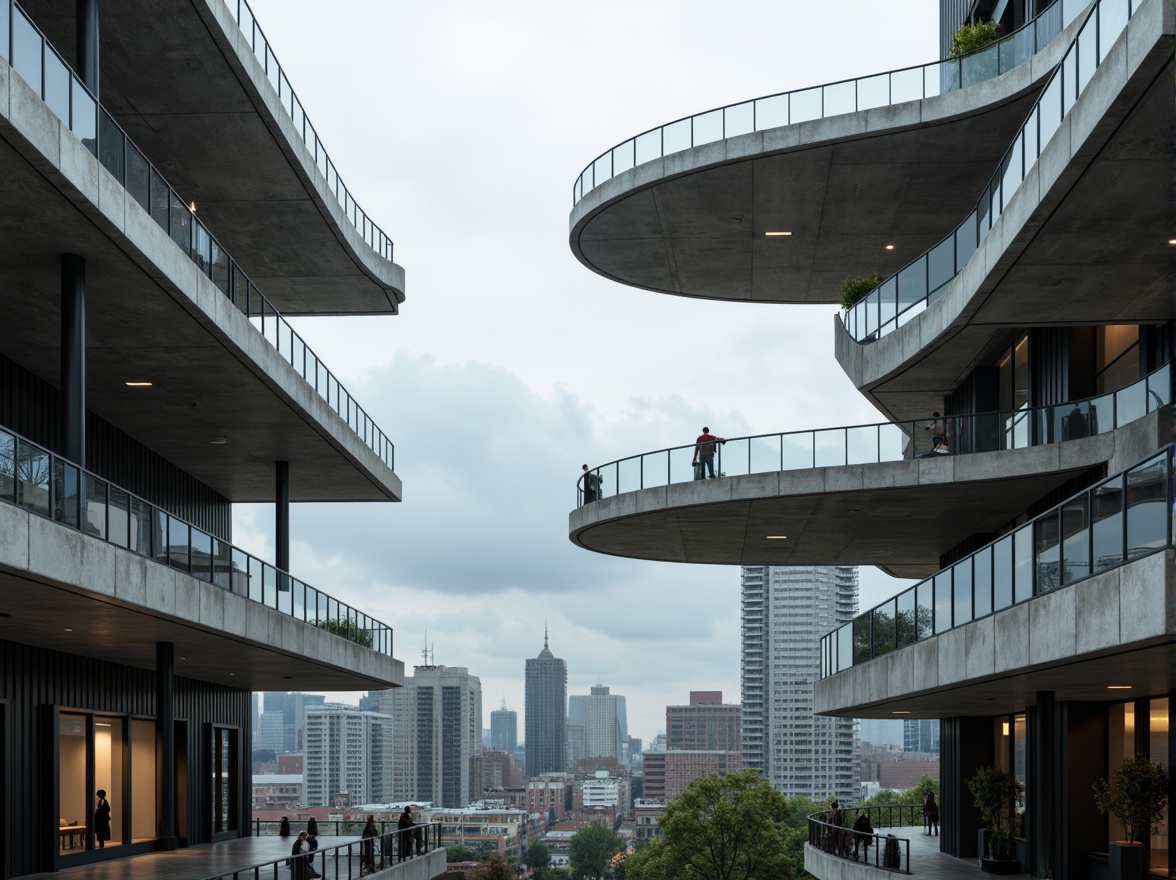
[[0, 424, 395, 660], [818, 444, 1174, 688]]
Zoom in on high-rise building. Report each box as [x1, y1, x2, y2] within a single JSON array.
[[261, 692, 326, 754], [563, 0, 1173, 872], [525, 629, 567, 777], [666, 691, 741, 752], [739, 566, 860, 802], [858, 719, 904, 750], [302, 706, 394, 808], [569, 684, 628, 762], [380, 665, 483, 808], [642, 751, 741, 802], [491, 699, 518, 752], [903, 719, 941, 754], [0, 0, 408, 872]]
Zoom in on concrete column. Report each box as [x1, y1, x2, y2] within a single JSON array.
[[60, 254, 86, 464], [76, 0, 99, 97], [1029, 691, 1056, 877], [156, 641, 178, 851], [275, 461, 290, 572]]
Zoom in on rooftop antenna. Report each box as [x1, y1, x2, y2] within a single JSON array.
[[421, 631, 429, 667], [430, 641, 435, 666], [544, 619, 549, 650], [501, 696, 508, 711]]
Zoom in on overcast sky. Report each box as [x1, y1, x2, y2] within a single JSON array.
[[240, 0, 938, 744]]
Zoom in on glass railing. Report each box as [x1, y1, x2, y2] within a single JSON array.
[[0, 0, 394, 470], [0, 424, 394, 657], [842, 0, 1139, 343], [577, 363, 1169, 506], [224, 0, 395, 263], [820, 443, 1174, 678], [572, 0, 1084, 206]]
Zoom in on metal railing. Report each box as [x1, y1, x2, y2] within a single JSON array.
[[223, 0, 395, 264], [842, 0, 1139, 343], [809, 806, 915, 873], [202, 824, 440, 880], [576, 363, 1169, 506], [821, 443, 1174, 678], [0, 0, 395, 470], [0, 424, 395, 656], [572, 0, 1084, 206]]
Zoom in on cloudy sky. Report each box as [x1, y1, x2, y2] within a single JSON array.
[[240, 0, 937, 743]]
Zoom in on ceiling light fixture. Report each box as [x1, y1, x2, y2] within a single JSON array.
[[892, 710, 911, 714], [1168, 239, 1176, 245], [63, 628, 73, 632], [210, 437, 228, 445], [766, 535, 788, 540], [1107, 685, 1132, 690], [125, 381, 153, 387], [885, 244, 895, 250], [764, 231, 792, 237]]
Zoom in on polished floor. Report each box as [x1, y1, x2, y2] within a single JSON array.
[[19, 835, 420, 880]]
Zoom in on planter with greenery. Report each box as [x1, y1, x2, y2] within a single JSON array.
[[967, 766, 1024, 874], [951, 19, 1002, 56], [952, 20, 1004, 88], [1093, 753, 1170, 880], [314, 617, 375, 648], [839, 273, 882, 310]]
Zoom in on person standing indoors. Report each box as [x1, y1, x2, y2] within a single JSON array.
[[93, 790, 112, 849], [692, 427, 725, 480]]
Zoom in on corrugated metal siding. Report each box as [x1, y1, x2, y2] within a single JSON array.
[[941, 0, 975, 56], [0, 354, 231, 540], [0, 640, 251, 877]]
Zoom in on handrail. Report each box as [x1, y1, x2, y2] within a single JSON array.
[[201, 823, 441, 879], [572, 0, 1085, 207], [576, 363, 1169, 506], [223, 0, 395, 265], [842, 0, 1140, 343], [1, 0, 395, 471], [820, 442, 1174, 678], [808, 807, 914, 873], [0, 424, 395, 657]]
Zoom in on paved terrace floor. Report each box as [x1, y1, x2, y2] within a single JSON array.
[[19, 836, 438, 880], [810, 826, 1001, 879]]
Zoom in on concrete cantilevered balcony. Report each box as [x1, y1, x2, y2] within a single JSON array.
[[22, 0, 405, 315], [568, 0, 1089, 304], [836, 0, 1173, 421], [0, 11, 399, 502], [571, 371, 1170, 578]]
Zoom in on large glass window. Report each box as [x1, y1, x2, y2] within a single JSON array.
[[130, 720, 157, 844], [1095, 325, 1140, 394], [1149, 698, 1168, 872], [211, 727, 238, 835], [58, 714, 88, 854], [94, 716, 125, 850]]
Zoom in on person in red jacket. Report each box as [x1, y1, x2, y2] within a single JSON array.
[[692, 427, 725, 479]]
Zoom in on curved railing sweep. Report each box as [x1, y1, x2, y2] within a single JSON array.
[[842, 0, 1141, 343], [576, 363, 1169, 506], [572, 0, 1087, 206]]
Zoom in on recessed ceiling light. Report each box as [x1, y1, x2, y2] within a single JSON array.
[[178, 657, 186, 661], [766, 535, 788, 540], [125, 381, 153, 387], [210, 437, 228, 445], [63, 628, 73, 632], [764, 231, 792, 237], [1107, 685, 1132, 689], [1168, 239, 1176, 245], [892, 710, 911, 714], [885, 244, 895, 250]]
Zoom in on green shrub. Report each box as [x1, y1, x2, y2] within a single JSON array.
[[315, 617, 375, 648], [1093, 753, 1170, 844], [839, 273, 882, 310], [951, 20, 1002, 56]]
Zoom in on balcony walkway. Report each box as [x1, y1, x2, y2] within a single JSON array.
[[19, 836, 443, 880], [809, 827, 1002, 879]]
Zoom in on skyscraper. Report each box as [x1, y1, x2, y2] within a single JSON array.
[[525, 628, 567, 777], [903, 719, 940, 754], [303, 705, 394, 807], [569, 684, 628, 763], [741, 566, 859, 803], [381, 665, 483, 808], [491, 698, 518, 752]]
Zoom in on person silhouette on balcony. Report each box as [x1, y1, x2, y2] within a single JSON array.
[[918, 412, 952, 457], [582, 464, 603, 502], [693, 427, 725, 479]]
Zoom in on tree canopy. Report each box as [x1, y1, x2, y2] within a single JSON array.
[[568, 822, 625, 880], [526, 840, 552, 872], [624, 770, 793, 880], [472, 853, 514, 880]]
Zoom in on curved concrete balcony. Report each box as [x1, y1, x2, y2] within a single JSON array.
[[567, 0, 1088, 304], [813, 445, 1174, 720], [571, 372, 1170, 577], [836, 0, 1173, 420], [23, 0, 405, 315], [0, 23, 399, 502]]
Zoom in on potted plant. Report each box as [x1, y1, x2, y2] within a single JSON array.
[[839, 273, 882, 310], [1093, 753, 1170, 880], [967, 766, 1023, 874]]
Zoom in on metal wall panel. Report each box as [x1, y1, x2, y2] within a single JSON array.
[[0, 640, 251, 877]]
